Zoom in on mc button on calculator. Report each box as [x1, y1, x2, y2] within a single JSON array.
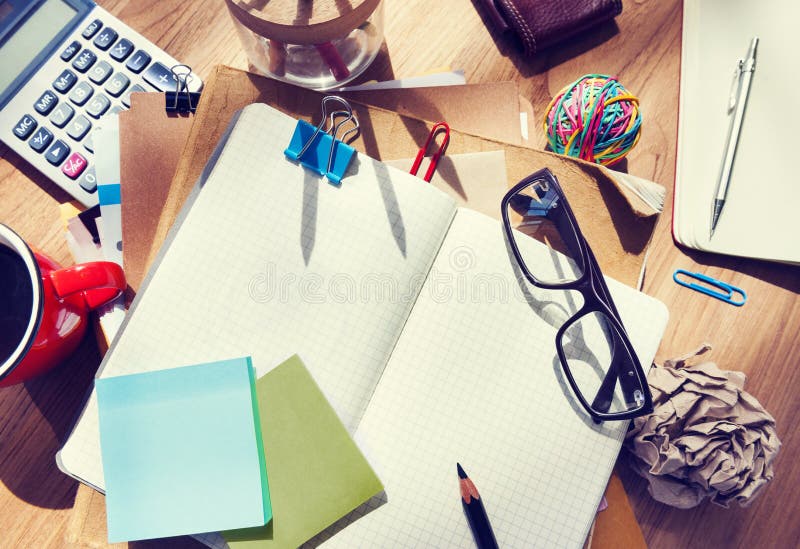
[[0, 0, 202, 208]]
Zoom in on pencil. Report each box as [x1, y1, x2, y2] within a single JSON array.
[[458, 463, 499, 549], [314, 42, 351, 81]]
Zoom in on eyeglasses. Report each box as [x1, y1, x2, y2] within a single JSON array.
[[501, 168, 653, 422]]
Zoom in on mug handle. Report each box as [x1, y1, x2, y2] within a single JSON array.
[[50, 261, 127, 309]]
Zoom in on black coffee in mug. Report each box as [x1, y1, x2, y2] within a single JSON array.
[[0, 244, 33, 364]]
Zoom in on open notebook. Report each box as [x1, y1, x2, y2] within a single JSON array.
[[674, 0, 800, 263], [58, 103, 668, 547]]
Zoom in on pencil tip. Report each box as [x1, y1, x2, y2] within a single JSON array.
[[457, 463, 467, 479]]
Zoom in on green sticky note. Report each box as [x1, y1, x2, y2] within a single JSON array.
[[224, 355, 383, 548], [96, 357, 271, 542]]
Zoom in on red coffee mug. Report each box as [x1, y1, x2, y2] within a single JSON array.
[[0, 224, 126, 387]]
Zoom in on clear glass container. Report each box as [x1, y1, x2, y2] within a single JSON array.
[[226, 0, 384, 90]]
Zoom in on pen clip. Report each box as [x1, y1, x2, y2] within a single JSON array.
[[728, 60, 744, 112], [673, 269, 746, 306]]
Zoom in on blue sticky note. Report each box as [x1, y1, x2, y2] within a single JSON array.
[[96, 357, 271, 542]]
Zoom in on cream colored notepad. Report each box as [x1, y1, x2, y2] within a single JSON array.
[[675, 0, 800, 263], [58, 104, 668, 548]]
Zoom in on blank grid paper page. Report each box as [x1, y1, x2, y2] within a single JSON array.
[[58, 103, 457, 491], [327, 209, 668, 548]]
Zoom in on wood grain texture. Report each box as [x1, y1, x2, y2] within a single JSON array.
[[0, 1, 797, 547]]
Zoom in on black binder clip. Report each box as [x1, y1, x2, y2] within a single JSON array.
[[165, 64, 201, 113], [284, 96, 359, 185]]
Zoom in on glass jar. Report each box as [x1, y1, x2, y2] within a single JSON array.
[[225, 0, 384, 90]]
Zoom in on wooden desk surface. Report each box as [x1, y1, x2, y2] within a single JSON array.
[[1, 1, 797, 547]]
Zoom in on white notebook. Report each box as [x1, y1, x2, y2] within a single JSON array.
[[58, 103, 668, 548], [675, 0, 800, 263]]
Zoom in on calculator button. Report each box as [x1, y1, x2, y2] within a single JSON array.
[[34, 90, 59, 115], [50, 103, 75, 128], [28, 127, 54, 153], [109, 105, 125, 115], [72, 49, 97, 73], [93, 28, 118, 50], [88, 60, 113, 84], [83, 132, 94, 153], [69, 81, 94, 106], [122, 84, 146, 107], [78, 165, 97, 192], [81, 19, 102, 39], [61, 152, 88, 179], [125, 50, 151, 73], [109, 38, 134, 62], [105, 73, 130, 97], [45, 140, 70, 165], [12, 114, 37, 139], [143, 62, 178, 91], [66, 115, 92, 141], [53, 69, 78, 93], [60, 40, 81, 61], [86, 93, 111, 118]]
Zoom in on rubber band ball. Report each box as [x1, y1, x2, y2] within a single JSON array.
[[543, 74, 642, 166]]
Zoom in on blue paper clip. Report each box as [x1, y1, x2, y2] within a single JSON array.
[[673, 269, 746, 306], [284, 96, 359, 185]]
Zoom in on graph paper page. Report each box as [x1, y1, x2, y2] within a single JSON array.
[[325, 208, 668, 548], [57, 103, 457, 491]]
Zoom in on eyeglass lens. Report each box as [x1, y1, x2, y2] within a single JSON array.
[[560, 310, 647, 416], [505, 179, 585, 285]]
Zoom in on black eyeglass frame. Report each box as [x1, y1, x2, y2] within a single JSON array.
[[500, 168, 654, 422]]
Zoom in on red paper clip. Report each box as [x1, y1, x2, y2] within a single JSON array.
[[410, 122, 450, 183]]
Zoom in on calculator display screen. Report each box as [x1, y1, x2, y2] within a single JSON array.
[[0, 0, 77, 97]]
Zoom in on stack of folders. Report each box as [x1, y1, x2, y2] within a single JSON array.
[[94, 354, 383, 545], [675, 0, 799, 264], [60, 103, 669, 548]]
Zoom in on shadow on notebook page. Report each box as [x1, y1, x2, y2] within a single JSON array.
[[374, 160, 407, 258], [302, 168, 319, 266]]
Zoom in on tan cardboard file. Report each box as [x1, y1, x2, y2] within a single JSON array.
[[147, 66, 659, 288]]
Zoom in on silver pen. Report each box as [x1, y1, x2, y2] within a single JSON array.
[[710, 36, 759, 237]]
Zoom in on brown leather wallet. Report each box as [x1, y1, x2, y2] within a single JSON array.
[[478, 0, 623, 56]]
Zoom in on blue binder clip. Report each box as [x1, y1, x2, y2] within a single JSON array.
[[284, 96, 359, 185], [673, 269, 746, 306]]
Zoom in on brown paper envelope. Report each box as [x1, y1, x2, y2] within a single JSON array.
[[118, 94, 194, 292], [342, 82, 531, 145], [385, 151, 509, 219], [143, 67, 527, 269], [148, 66, 658, 288], [121, 85, 522, 293], [587, 470, 648, 549]]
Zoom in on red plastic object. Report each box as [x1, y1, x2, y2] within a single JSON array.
[[0, 245, 126, 387], [409, 122, 450, 183]]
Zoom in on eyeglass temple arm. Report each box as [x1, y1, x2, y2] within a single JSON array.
[[589, 331, 645, 416], [584, 245, 646, 414], [539, 203, 641, 414], [591, 360, 622, 414], [586, 245, 621, 320], [528, 177, 648, 417]]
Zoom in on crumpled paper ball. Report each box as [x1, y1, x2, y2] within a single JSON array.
[[625, 344, 781, 508]]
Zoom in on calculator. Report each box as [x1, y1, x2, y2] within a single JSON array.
[[0, 0, 201, 208]]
